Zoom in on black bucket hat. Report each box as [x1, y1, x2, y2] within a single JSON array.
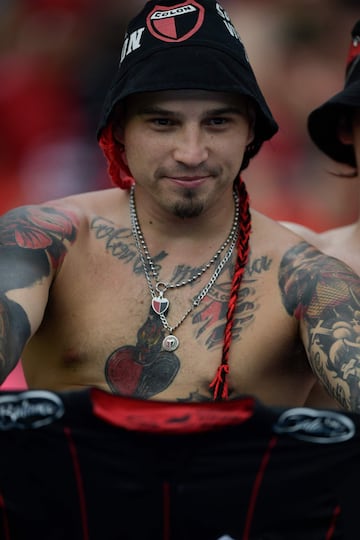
[[307, 20, 360, 168], [97, 0, 278, 156]]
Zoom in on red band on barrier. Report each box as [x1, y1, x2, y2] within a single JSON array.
[[90, 388, 255, 433]]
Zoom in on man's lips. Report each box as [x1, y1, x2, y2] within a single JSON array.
[[166, 175, 212, 186]]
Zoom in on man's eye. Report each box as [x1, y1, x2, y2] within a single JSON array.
[[207, 117, 228, 126], [151, 118, 174, 126]]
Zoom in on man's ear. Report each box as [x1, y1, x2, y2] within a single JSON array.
[[113, 125, 124, 145], [111, 122, 129, 166], [112, 103, 126, 144]]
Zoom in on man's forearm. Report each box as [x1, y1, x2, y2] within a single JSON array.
[[0, 297, 31, 383]]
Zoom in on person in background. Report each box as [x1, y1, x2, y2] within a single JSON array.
[[282, 20, 360, 408], [1, 0, 360, 411]]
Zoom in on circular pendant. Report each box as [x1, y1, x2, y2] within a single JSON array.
[[162, 335, 179, 352]]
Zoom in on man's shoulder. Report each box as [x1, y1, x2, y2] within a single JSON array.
[[252, 214, 356, 278], [6, 188, 125, 224], [280, 220, 359, 267], [251, 212, 317, 258], [279, 220, 319, 246], [48, 187, 125, 215], [0, 188, 129, 247]]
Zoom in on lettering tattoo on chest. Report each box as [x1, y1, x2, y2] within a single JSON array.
[[92, 217, 167, 274], [92, 215, 272, 283], [279, 242, 360, 411], [92, 216, 239, 282]]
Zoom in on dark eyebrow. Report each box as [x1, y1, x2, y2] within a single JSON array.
[[137, 106, 246, 117], [138, 106, 174, 116], [205, 107, 247, 116]]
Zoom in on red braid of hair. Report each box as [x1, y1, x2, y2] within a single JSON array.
[[209, 176, 251, 400], [98, 124, 134, 190]]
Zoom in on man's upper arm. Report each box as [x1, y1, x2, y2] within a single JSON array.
[[0, 203, 80, 379], [278, 241, 360, 412]]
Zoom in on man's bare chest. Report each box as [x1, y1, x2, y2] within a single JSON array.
[[24, 224, 311, 403]]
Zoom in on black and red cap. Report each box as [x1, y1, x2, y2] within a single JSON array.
[[307, 20, 360, 168], [97, 0, 278, 153]]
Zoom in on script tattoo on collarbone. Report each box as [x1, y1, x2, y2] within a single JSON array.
[[91, 216, 167, 274], [279, 241, 360, 412], [92, 216, 238, 282], [92, 215, 272, 286]]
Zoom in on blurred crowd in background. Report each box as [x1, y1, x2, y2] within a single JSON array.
[[1, 0, 359, 225], [0, 0, 359, 388]]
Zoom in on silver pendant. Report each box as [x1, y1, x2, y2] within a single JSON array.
[[152, 295, 169, 315], [162, 335, 179, 352]]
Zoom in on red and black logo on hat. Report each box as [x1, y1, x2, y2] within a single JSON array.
[[146, 1, 205, 43]]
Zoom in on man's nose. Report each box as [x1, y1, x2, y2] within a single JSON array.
[[172, 125, 209, 166]]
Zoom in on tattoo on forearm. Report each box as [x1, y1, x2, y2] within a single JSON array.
[[279, 242, 360, 411], [311, 351, 348, 408]]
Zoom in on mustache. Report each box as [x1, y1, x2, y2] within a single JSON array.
[[155, 166, 221, 178]]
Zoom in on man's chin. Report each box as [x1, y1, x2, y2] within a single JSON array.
[[173, 199, 204, 219]]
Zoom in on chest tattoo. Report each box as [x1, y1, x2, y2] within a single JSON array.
[[105, 310, 180, 398], [97, 223, 272, 398]]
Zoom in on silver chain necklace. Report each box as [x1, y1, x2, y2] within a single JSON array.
[[130, 186, 239, 313], [130, 186, 239, 352]]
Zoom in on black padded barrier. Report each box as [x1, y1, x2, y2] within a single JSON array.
[[0, 388, 358, 540]]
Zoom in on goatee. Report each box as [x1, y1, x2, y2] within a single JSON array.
[[173, 190, 204, 218]]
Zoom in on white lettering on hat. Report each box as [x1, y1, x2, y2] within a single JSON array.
[[216, 3, 240, 41], [216, 3, 230, 22], [120, 28, 146, 63], [216, 2, 249, 61], [151, 5, 196, 20], [223, 19, 240, 40]]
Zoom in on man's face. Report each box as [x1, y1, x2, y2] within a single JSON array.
[[116, 90, 254, 218]]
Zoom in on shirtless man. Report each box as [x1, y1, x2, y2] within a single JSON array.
[[1, 0, 360, 411], [283, 20, 360, 408]]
